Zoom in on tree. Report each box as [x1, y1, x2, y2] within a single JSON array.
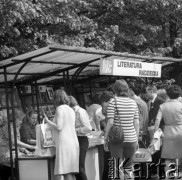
[[0, 0, 48, 59], [0, 0, 120, 60], [1, 0, 182, 85], [87, 0, 182, 84]]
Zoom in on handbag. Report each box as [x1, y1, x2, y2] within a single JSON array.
[[109, 98, 124, 143]]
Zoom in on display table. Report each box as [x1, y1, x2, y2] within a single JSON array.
[[17, 140, 104, 180], [18, 156, 54, 180]]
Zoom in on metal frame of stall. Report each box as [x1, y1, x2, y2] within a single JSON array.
[[1, 44, 182, 180]]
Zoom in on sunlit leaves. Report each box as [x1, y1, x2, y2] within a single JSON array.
[[0, 46, 18, 58], [0, 0, 48, 59], [1, 0, 182, 63]]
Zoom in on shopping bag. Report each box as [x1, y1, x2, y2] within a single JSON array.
[[148, 128, 163, 155], [134, 148, 152, 163], [34, 123, 55, 157], [134, 140, 152, 163], [40, 119, 55, 148]]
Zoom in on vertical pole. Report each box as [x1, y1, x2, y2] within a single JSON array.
[[89, 78, 92, 103], [4, 68, 14, 179], [63, 71, 66, 89], [66, 70, 70, 94], [31, 84, 35, 109], [109, 76, 112, 84], [81, 82, 85, 108], [11, 85, 19, 180], [35, 81, 40, 123]]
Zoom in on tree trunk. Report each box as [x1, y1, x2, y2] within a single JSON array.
[[169, 14, 178, 58], [169, 14, 178, 46], [162, 24, 167, 48]]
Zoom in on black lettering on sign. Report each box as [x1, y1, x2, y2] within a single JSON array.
[[117, 61, 142, 69], [139, 70, 158, 77]]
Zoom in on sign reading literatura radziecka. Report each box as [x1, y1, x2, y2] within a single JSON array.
[[100, 59, 162, 78]]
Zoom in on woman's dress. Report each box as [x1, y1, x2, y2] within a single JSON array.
[[159, 100, 182, 159], [53, 105, 79, 175]]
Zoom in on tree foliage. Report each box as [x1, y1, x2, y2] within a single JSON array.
[[1, 0, 182, 83], [1, 0, 182, 57], [0, 0, 49, 58], [0, 0, 120, 60]]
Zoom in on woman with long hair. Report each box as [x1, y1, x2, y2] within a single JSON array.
[[44, 89, 79, 180]]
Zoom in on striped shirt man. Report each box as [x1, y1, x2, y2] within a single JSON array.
[[107, 97, 139, 143]]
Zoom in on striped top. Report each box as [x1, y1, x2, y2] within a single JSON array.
[[107, 97, 139, 143]]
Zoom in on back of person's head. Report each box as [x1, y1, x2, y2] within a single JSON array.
[[100, 91, 114, 116], [100, 91, 114, 102], [146, 84, 157, 93], [54, 89, 69, 106], [92, 93, 102, 105], [129, 84, 142, 96], [157, 89, 168, 101], [69, 96, 78, 107], [140, 85, 149, 103], [167, 85, 181, 99], [107, 84, 115, 94], [114, 79, 129, 97], [15, 109, 25, 119]]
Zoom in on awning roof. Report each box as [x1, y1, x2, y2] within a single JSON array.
[[0, 44, 181, 85]]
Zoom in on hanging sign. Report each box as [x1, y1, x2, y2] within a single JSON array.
[[100, 59, 161, 78]]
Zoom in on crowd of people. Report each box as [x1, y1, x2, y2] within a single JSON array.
[[1, 79, 182, 180], [100, 80, 182, 180]]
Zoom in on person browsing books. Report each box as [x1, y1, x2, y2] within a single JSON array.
[[69, 96, 92, 180], [44, 90, 79, 180], [104, 80, 139, 180]]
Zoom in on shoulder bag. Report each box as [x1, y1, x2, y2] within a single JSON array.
[[109, 98, 124, 143]]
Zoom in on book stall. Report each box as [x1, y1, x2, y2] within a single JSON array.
[[0, 44, 181, 180]]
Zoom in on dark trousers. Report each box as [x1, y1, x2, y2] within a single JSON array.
[[151, 148, 165, 176], [0, 164, 11, 180], [109, 141, 137, 180], [102, 151, 112, 180], [75, 136, 89, 180]]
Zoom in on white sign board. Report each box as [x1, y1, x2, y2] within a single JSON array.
[[100, 59, 161, 78]]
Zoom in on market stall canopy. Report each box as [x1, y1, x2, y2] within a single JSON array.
[[0, 44, 181, 85]]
